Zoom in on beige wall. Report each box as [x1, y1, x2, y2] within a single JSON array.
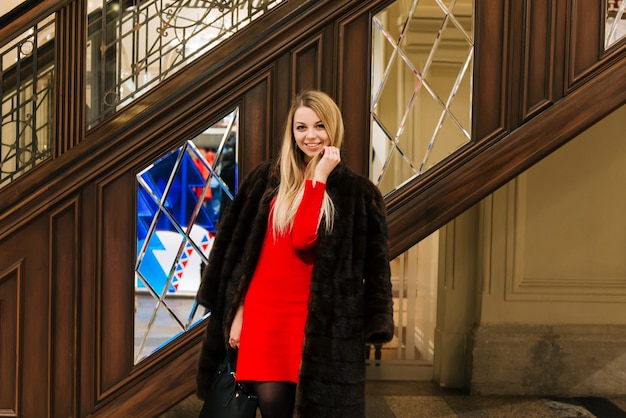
[[480, 104, 626, 322], [435, 104, 626, 394]]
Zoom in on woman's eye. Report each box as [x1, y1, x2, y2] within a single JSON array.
[[316, 124, 325, 129]]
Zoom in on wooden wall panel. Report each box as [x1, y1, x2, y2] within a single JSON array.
[[473, 0, 507, 140], [0, 262, 21, 416], [50, 200, 79, 417], [241, 76, 273, 177], [337, 10, 372, 176], [3, 217, 50, 418], [97, 173, 135, 398], [568, 0, 603, 87], [0, 205, 79, 417], [521, 0, 557, 120], [272, 54, 293, 145], [292, 35, 324, 94], [78, 183, 97, 417], [20, 228, 49, 418]]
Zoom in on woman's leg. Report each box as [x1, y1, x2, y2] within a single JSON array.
[[247, 381, 296, 418]]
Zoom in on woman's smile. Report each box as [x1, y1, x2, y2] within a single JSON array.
[[293, 106, 329, 162]]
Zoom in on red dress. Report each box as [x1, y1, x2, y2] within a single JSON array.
[[236, 180, 325, 383]]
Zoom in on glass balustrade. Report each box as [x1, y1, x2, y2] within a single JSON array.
[[0, 14, 55, 189]]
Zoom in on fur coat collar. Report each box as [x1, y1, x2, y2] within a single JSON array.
[[196, 160, 394, 417]]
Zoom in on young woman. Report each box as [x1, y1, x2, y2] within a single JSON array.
[[196, 90, 394, 417]]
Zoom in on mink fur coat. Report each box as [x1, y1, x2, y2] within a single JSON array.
[[195, 160, 394, 417]]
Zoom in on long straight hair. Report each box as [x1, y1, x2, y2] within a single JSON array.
[[272, 90, 344, 237]]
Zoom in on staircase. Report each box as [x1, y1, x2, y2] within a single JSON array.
[[0, 0, 625, 416]]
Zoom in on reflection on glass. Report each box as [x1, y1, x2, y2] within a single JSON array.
[[605, 0, 626, 48], [85, 0, 285, 129], [0, 14, 55, 189], [366, 233, 439, 379], [134, 108, 238, 363], [370, 0, 474, 196]]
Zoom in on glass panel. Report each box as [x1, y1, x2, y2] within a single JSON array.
[[135, 108, 238, 363], [371, 0, 474, 196], [366, 234, 438, 380], [0, 14, 55, 190], [86, 0, 285, 129], [368, 0, 471, 379], [606, 0, 626, 48]]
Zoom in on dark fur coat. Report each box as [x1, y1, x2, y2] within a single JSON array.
[[195, 160, 394, 417]]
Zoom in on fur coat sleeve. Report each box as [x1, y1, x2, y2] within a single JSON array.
[[195, 161, 275, 399], [195, 161, 394, 418]]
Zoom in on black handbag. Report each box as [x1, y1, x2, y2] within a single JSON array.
[[199, 348, 258, 418]]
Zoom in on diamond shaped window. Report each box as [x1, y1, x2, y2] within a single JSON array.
[[371, 0, 474, 196], [134, 109, 238, 363]]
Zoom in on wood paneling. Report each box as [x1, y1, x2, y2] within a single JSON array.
[[0, 262, 21, 416], [241, 77, 273, 175], [521, 0, 557, 120], [337, 9, 373, 176], [78, 181, 97, 417], [98, 173, 136, 398], [292, 35, 324, 94], [50, 200, 79, 417], [0, 217, 50, 417], [472, 0, 507, 140], [1, 0, 626, 415], [568, 0, 604, 87]]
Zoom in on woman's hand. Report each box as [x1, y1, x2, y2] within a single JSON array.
[[313, 146, 341, 185], [229, 304, 244, 348]]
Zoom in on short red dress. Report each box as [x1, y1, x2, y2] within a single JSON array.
[[236, 180, 325, 383]]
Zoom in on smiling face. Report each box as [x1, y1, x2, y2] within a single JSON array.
[[293, 106, 329, 162]]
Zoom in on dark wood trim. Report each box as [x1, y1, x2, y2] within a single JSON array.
[[79, 182, 98, 417], [520, 0, 556, 120], [50, 199, 80, 417], [0, 260, 22, 416], [97, 173, 136, 399], [55, 0, 86, 155], [241, 76, 274, 176], [473, 0, 508, 140], [0, 0, 44, 29], [567, 0, 603, 88], [336, 9, 373, 176], [292, 35, 324, 95]]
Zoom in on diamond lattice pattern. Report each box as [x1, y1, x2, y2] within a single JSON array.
[[371, 0, 473, 196], [134, 109, 238, 362]]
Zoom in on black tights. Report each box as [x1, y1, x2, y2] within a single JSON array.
[[246, 381, 296, 418]]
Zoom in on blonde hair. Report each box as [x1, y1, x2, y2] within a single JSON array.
[[272, 90, 344, 237]]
